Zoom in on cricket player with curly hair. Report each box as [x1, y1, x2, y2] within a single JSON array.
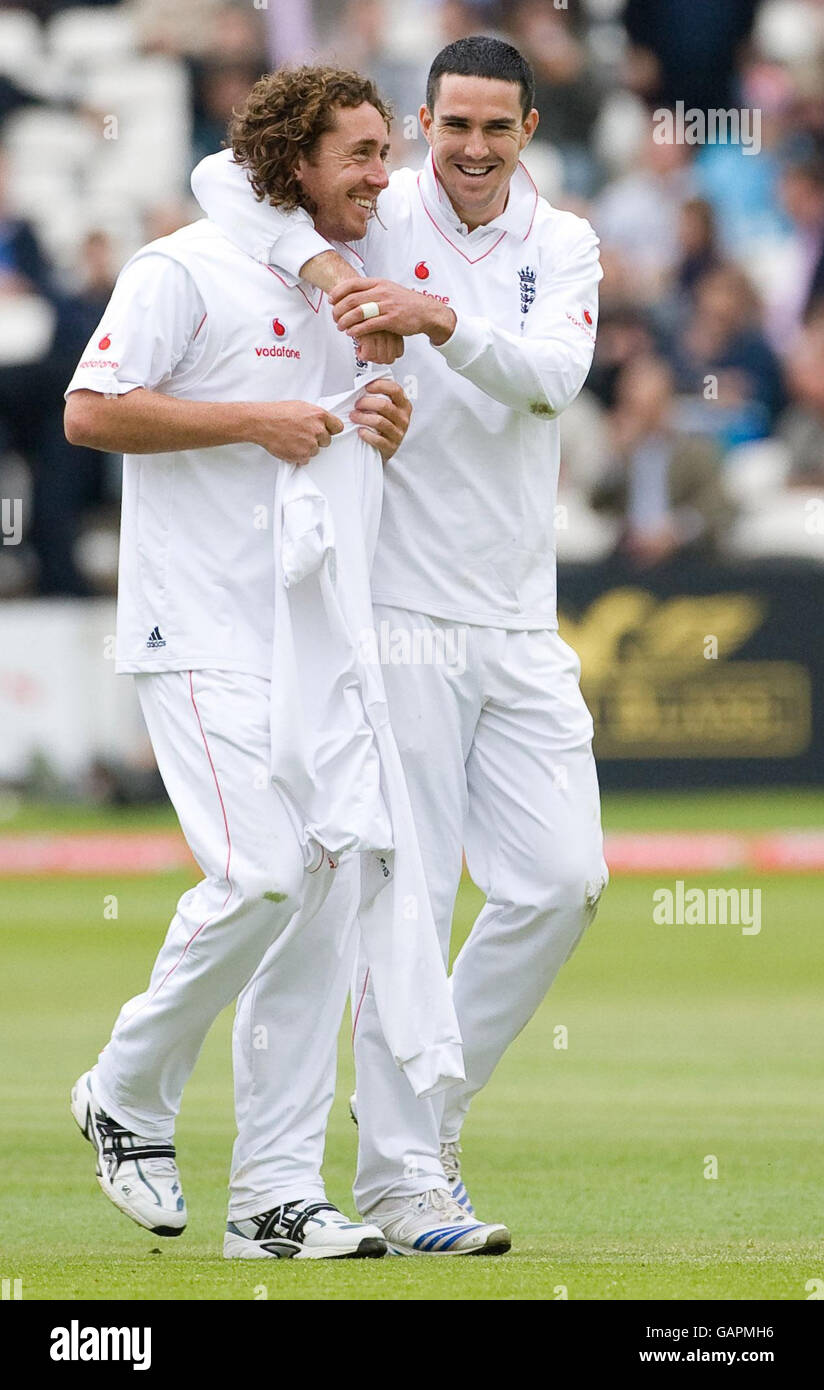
[[63, 65, 500, 1261]]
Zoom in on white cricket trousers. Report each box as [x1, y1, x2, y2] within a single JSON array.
[[94, 669, 354, 1209], [351, 608, 608, 1212]]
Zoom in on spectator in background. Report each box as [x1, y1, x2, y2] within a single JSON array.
[[674, 197, 722, 302], [779, 305, 824, 483], [27, 231, 119, 595], [0, 148, 47, 589], [674, 264, 786, 446], [202, 1, 265, 61], [655, 196, 723, 340], [135, 0, 225, 58], [775, 144, 824, 345], [586, 304, 658, 412], [0, 194, 50, 297], [190, 57, 263, 166], [0, 147, 116, 595], [328, 0, 429, 138], [691, 64, 792, 257], [509, 0, 603, 196], [591, 355, 732, 569], [438, 1, 505, 46], [784, 57, 824, 148], [185, 4, 265, 166], [623, 0, 759, 114], [48, 230, 118, 390], [594, 130, 695, 304]]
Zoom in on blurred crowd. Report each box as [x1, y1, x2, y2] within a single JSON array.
[[1, 0, 824, 595]]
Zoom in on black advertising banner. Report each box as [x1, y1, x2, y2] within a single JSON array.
[[557, 558, 824, 788]]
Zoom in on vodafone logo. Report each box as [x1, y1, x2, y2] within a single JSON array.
[[565, 309, 596, 342], [98, 334, 111, 350], [258, 317, 300, 353], [414, 261, 448, 302], [255, 346, 301, 359]]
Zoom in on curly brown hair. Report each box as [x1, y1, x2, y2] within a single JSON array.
[[229, 65, 392, 213]]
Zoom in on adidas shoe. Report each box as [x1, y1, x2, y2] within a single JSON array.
[[440, 1140, 476, 1216], [367, 1187, 510, 1256], [224, 1199, 387, 1260], [352, 1095, 479, 1218], [71, 1070, 186, 1237]]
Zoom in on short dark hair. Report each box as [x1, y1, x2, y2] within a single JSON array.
[[426, 35, 535, 120]]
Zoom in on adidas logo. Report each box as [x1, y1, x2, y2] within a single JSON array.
[[146, 626, 166, 649]]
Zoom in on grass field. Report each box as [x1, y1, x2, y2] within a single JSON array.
[[1, 790, 821, 1301]]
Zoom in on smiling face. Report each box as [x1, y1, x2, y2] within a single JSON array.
[[295, 102, 390, 242], [420, 74, 538, 230]]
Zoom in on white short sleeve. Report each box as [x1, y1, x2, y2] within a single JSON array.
[[65, 254, 207, 399]]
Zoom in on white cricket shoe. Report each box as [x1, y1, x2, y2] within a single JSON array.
[[71, 1070, 187, 1236], [352, 1094, 480, 1220], [367, 1188, 511, 1256], [440, 1140, 476, 1216], [224, 1199, 387, 1260]]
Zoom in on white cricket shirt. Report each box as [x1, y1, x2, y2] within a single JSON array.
[[191, 150, 603, 628], [66, 220, 362, 674]]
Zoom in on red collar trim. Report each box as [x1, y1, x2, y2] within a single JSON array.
[[417, 170, 507, 264], [265, 265, 323, 313], [417, 155, 538, 262]]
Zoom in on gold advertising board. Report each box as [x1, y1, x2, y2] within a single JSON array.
[[558, 588, 812, 759]]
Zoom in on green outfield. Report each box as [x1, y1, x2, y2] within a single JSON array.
[[0, 790, 821, 1300]]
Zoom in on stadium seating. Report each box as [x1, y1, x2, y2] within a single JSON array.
[[4, 20, 190, 270], [0, 9, 44, 81], [48, 5, 139, 73]]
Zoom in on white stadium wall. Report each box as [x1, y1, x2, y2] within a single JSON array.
[[0, 600, 148, 780]]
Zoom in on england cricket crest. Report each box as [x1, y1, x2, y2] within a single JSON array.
[[518, 265, 537, 315]]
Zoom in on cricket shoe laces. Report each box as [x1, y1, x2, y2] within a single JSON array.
[[96, 1115, 179, 1181], [367, 1186, 511, 1256], [224, 1198, 388, 1260], [70, 1070, 187, 1236], [439, 1140, 476, 1216]]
